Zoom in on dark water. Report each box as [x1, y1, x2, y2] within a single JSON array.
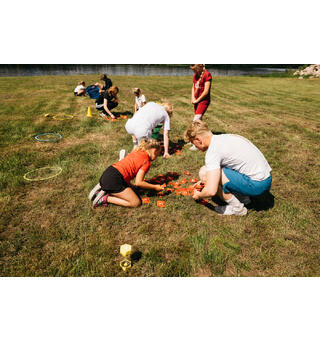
[[0, 64, 287, 77]]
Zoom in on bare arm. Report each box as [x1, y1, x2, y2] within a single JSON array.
[[103, 99, 115, 118], [192, 169, 220, 200], [193, 80, 211, 104], [163, 130, 170, 158], [135, 169, 162, 191], [191, 84, 195, 103]]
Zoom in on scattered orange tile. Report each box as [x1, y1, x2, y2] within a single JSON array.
[[184, 171, 191, 175], [200, 199, 209, 205], [157, 200, 165, 208], [190, 178, 198, 183], [180, 179, 188, 184], [142, 197, 150, 204], [175, 150, 182, 155]]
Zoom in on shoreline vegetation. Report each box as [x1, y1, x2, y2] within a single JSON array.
[[0, 74, 319, 276], [0, 64, 307, 78]]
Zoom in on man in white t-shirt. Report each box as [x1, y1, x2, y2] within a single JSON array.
[[184, 120, 272, 216], [125, 102, 173, 158]]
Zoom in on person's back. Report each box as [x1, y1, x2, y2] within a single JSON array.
[[206, 134, 272, 181], [132, 102, 168, 130]]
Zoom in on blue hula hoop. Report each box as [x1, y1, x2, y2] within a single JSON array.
[[35, 133, 62, 142]]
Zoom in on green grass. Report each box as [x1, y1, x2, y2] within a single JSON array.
[[0, 74, 320, 276]]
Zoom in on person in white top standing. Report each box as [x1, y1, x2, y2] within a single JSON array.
[[133, 88, 146, 113], [184, 120, 272, 216], [124, 101, 172, 159]]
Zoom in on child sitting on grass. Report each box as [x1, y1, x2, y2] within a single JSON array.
[[95, 86, 119, 119], [133, 88, 146, 113], [74, 81, 86, 96], [89, 139, 163, 209]]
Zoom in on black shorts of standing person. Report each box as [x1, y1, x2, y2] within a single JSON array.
[[95, 86, 119, 119]]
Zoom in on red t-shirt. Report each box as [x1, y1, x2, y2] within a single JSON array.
[[193, 69, 212, 100], [113, 150, 151, 183]]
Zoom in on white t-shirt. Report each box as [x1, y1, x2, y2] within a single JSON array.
[[131, 102, 170, 131], [135, 94, 146, 109], [205, 134, 272, 181], [74, 85, 85, 93]]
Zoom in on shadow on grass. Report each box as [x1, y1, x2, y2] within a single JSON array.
[[197, 191, 275, 213], [248, 191, 275, 212], [113, 111, 133, 118]]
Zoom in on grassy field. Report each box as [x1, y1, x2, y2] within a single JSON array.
[[0, 74, 319, 277]]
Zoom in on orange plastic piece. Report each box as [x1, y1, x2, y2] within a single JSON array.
[[157, 200, 165, 208], [166, 188, 174, 193], [180, 179, 187, 184], [176, 150, 182, 155], [190, 178, 198, 183], [158, 174, 164, 177], [200, 199, 209, 205], [181, 189, 189, 196], [161, 183, 167, 188], [189, 189, 195, 196], [184, 171, 191, 175], [142, 197, 150, 204]]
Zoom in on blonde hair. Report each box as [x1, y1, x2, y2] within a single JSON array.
[[191, 64, 206, 90], [136, 138, 161, 152], [133, 88, 141, 96], [161, 102, 173, 117], [107, 86, 119, 97], [184, 120, 211, 142]]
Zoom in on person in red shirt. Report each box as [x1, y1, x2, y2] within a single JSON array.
[[89, 139, 163, 209], [189, 64, 212, 151], [191, 64, 212, 120]]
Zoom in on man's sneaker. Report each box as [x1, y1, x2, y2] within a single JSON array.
[[234, 193, 251, 205], [88, 183, 101, 201], [93, 193, 109, 209], [119, 149, 127, 161], [92, 190, 107, 208], [215, 204, 247, 216], [189, 145, 198, 151]]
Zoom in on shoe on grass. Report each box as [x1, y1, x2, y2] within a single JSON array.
[[88, 183, 101, 201], [189, 145, 198, 151], [215, 204, 247, 216], [92, 190, 107, 208], [100, 112, 107, 118], [119, 149, 127, 161]]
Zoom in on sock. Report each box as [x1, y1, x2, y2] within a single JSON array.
[[225, 195, 243, 209]]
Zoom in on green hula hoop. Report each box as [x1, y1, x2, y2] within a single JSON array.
[[52, 114, 74, 121], [23, 166, 62, 182]]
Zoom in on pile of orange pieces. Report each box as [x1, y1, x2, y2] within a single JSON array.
[[104, 115, 128, 122], [141, 171, 205, 208]]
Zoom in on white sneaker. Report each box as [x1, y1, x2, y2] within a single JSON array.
[[119, 149, 127, 161], [88, 183, 101, 201], [100, 112, 107, 118], [215, 204, 247, 216], [189, 145, 198, 151]]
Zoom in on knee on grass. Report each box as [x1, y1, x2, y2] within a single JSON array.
[[129, 198, 141, 208]]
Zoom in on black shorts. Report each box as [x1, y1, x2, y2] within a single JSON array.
[[99, 166, 129, 194]]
